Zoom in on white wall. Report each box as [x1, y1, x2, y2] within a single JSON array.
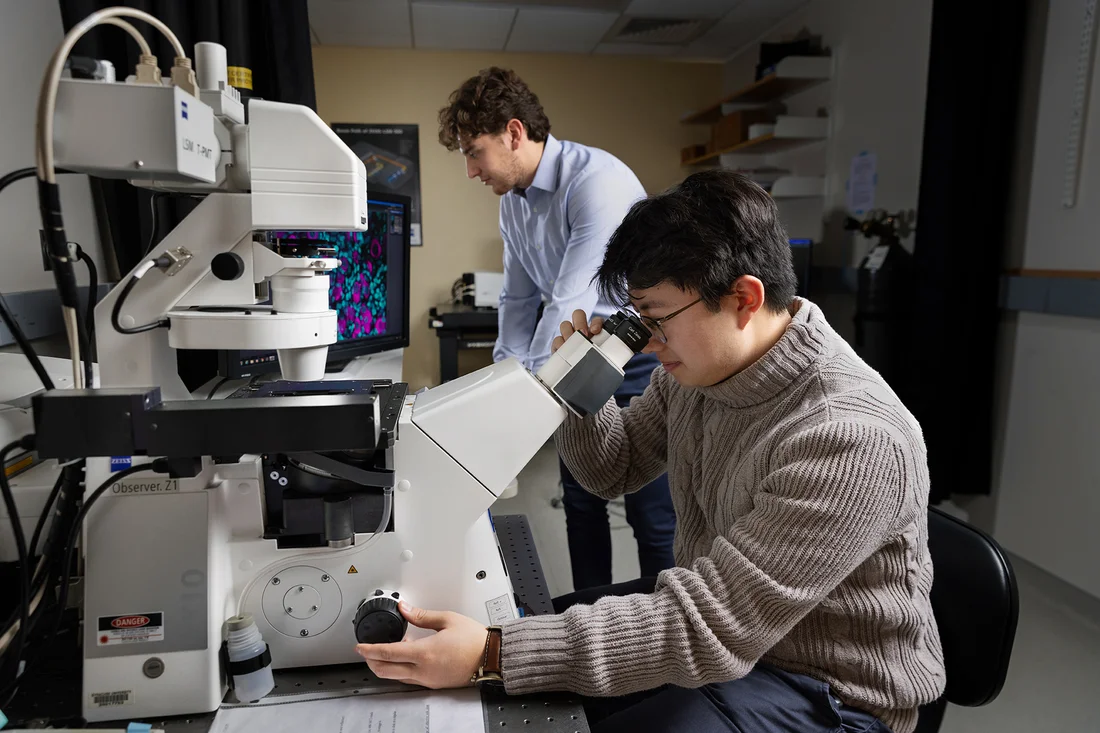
[[0, 0, 106, 296], [981, 0, 1100, 600], [723, 0, 933, 267], [720, 0, 1100, 599]]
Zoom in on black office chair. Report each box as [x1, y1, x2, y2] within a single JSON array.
[[914, 506, 1020, 732]]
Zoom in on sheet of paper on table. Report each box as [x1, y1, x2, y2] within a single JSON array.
[[210, 688, 484, 733]]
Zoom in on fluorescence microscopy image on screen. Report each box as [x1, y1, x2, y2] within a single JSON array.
[[268, 195, 407, 357], [270, 220, 389, 342], [330, 212, 389, 341]]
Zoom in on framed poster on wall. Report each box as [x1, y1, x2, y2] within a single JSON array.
[[332, 123, 423, 246]]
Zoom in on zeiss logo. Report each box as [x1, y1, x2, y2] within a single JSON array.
[[110, 456, 132, 472], [181, 101, 189, 120]]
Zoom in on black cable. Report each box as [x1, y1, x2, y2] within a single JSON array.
[[207, 376, 231, 400], [0, 439, 32, 701], [10, 463, 82, 635], [28, 470, 65, 560], [37, 174, 89, 393], [0, 292, 53, 391], [1, 167, 83, 392], [143, 192, 166, 255], [53, 462, 162, 639], [111, 270, 169, 335], [0, 461, 162, 703], [0, 167, 76, 196], [63, 245, 95, 389], [0, 467, 71, 687], [77, 248, 98, 361], [0, 466, 72, 640], [75, 303, 94, 389], [0, 168, 37, 196]]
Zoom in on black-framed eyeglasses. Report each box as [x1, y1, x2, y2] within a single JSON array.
[[627, 298, 703, 344]]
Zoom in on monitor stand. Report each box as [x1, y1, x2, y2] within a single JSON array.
[[322, 349, 404, 384]]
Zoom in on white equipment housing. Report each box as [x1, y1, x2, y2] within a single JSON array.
[[0, 355, 88, 563], [464, 271, 504, 308], [81, 360, 566, 720], [34, 31, 643, 724], [74, 91, 368, 397]]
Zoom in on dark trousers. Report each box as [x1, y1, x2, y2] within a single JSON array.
[[554, 579, 893, 733], [559, 352, 676, 590]]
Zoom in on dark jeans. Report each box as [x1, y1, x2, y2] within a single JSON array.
[[554, 579, 893, 733], [559, 352, 676, 590]]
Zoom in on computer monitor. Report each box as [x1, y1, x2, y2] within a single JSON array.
[[277, 192, 411, 366], [210, 193, 412, 380]]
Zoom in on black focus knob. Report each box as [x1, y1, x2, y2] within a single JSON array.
[[211, 252, 245, 281], [353, 593, 407, 644]]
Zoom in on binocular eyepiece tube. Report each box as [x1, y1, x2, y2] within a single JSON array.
[[536, 309, 653, 418]]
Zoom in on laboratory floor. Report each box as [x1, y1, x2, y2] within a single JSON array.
[[494, 441, 1100, 733]]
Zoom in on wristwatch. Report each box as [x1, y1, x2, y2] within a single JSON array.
[[471, 626, 504, 690]]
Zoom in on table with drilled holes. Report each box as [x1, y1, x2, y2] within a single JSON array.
[[8, 514, 590, 733]]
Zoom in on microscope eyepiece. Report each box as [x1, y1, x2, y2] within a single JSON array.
[[601, 310, 652, 354]]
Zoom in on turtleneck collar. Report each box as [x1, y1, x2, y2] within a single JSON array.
[[694, 298, 829, 409]]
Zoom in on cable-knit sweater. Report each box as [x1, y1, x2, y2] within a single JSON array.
[[499, 299, 945, 733]]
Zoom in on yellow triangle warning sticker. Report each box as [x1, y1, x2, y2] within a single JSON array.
[[347, 565, 358, 574]]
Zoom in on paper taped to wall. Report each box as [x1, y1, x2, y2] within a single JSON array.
[[211, 688, 484, 733], [847, 151, 877, 215]]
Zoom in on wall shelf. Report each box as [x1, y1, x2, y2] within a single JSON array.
[[682, 116, 828, 166], [681, 56, 833, 125]]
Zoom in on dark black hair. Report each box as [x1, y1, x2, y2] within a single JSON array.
[[596, 170, 797, 314], [438, 67, 551, 151]]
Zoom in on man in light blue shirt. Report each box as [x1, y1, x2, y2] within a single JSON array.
[[439, 67, 675, 589], [493, 134, 639, 371]]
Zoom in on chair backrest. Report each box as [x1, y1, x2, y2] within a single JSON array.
[[927, 506, 1020, 706]]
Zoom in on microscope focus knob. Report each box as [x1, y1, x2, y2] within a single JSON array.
[[211, 252, 245, 281], [353, 591, 407, 644]]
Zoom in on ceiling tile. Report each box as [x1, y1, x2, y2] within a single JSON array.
[[593, 42, 681, 56], [506, 8, 620, 53], [624, 0, 742, 20], [427, 0, 630, 9], [308, 0, 412, 48], [412, 2, 516, 50], [682, 0, 804, 58]]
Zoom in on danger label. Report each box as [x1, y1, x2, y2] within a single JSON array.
[[97, 612, 164, 646], [347, 565, 358, 574]]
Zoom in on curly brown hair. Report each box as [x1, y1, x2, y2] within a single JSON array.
[[438, 67, 551, 151]]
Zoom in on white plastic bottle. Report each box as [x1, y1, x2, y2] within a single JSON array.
[[226, 613, 275, 703]]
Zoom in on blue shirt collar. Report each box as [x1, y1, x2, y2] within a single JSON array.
[[528, 134, 562, 194]]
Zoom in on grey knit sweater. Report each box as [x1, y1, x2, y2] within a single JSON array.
[[500, 299, 945, 733]]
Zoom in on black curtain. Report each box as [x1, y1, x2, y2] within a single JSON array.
[[909, 0, 1029, 502], [57, 0, 315, 277]]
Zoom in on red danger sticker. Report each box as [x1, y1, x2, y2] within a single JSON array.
[[97, 612, 164, 646], [111, 615, 150, 628]]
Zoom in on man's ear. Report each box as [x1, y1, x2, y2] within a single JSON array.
[[505, 119, 525, 150], [730, 275, 766, 328]]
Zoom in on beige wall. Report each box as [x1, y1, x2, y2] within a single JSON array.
[[312, 47, 722, 390]]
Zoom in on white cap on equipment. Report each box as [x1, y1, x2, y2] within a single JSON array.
[[195, 41, 228, 92]]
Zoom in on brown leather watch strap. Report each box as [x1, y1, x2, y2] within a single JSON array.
[[482, 626, 503, 676]]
